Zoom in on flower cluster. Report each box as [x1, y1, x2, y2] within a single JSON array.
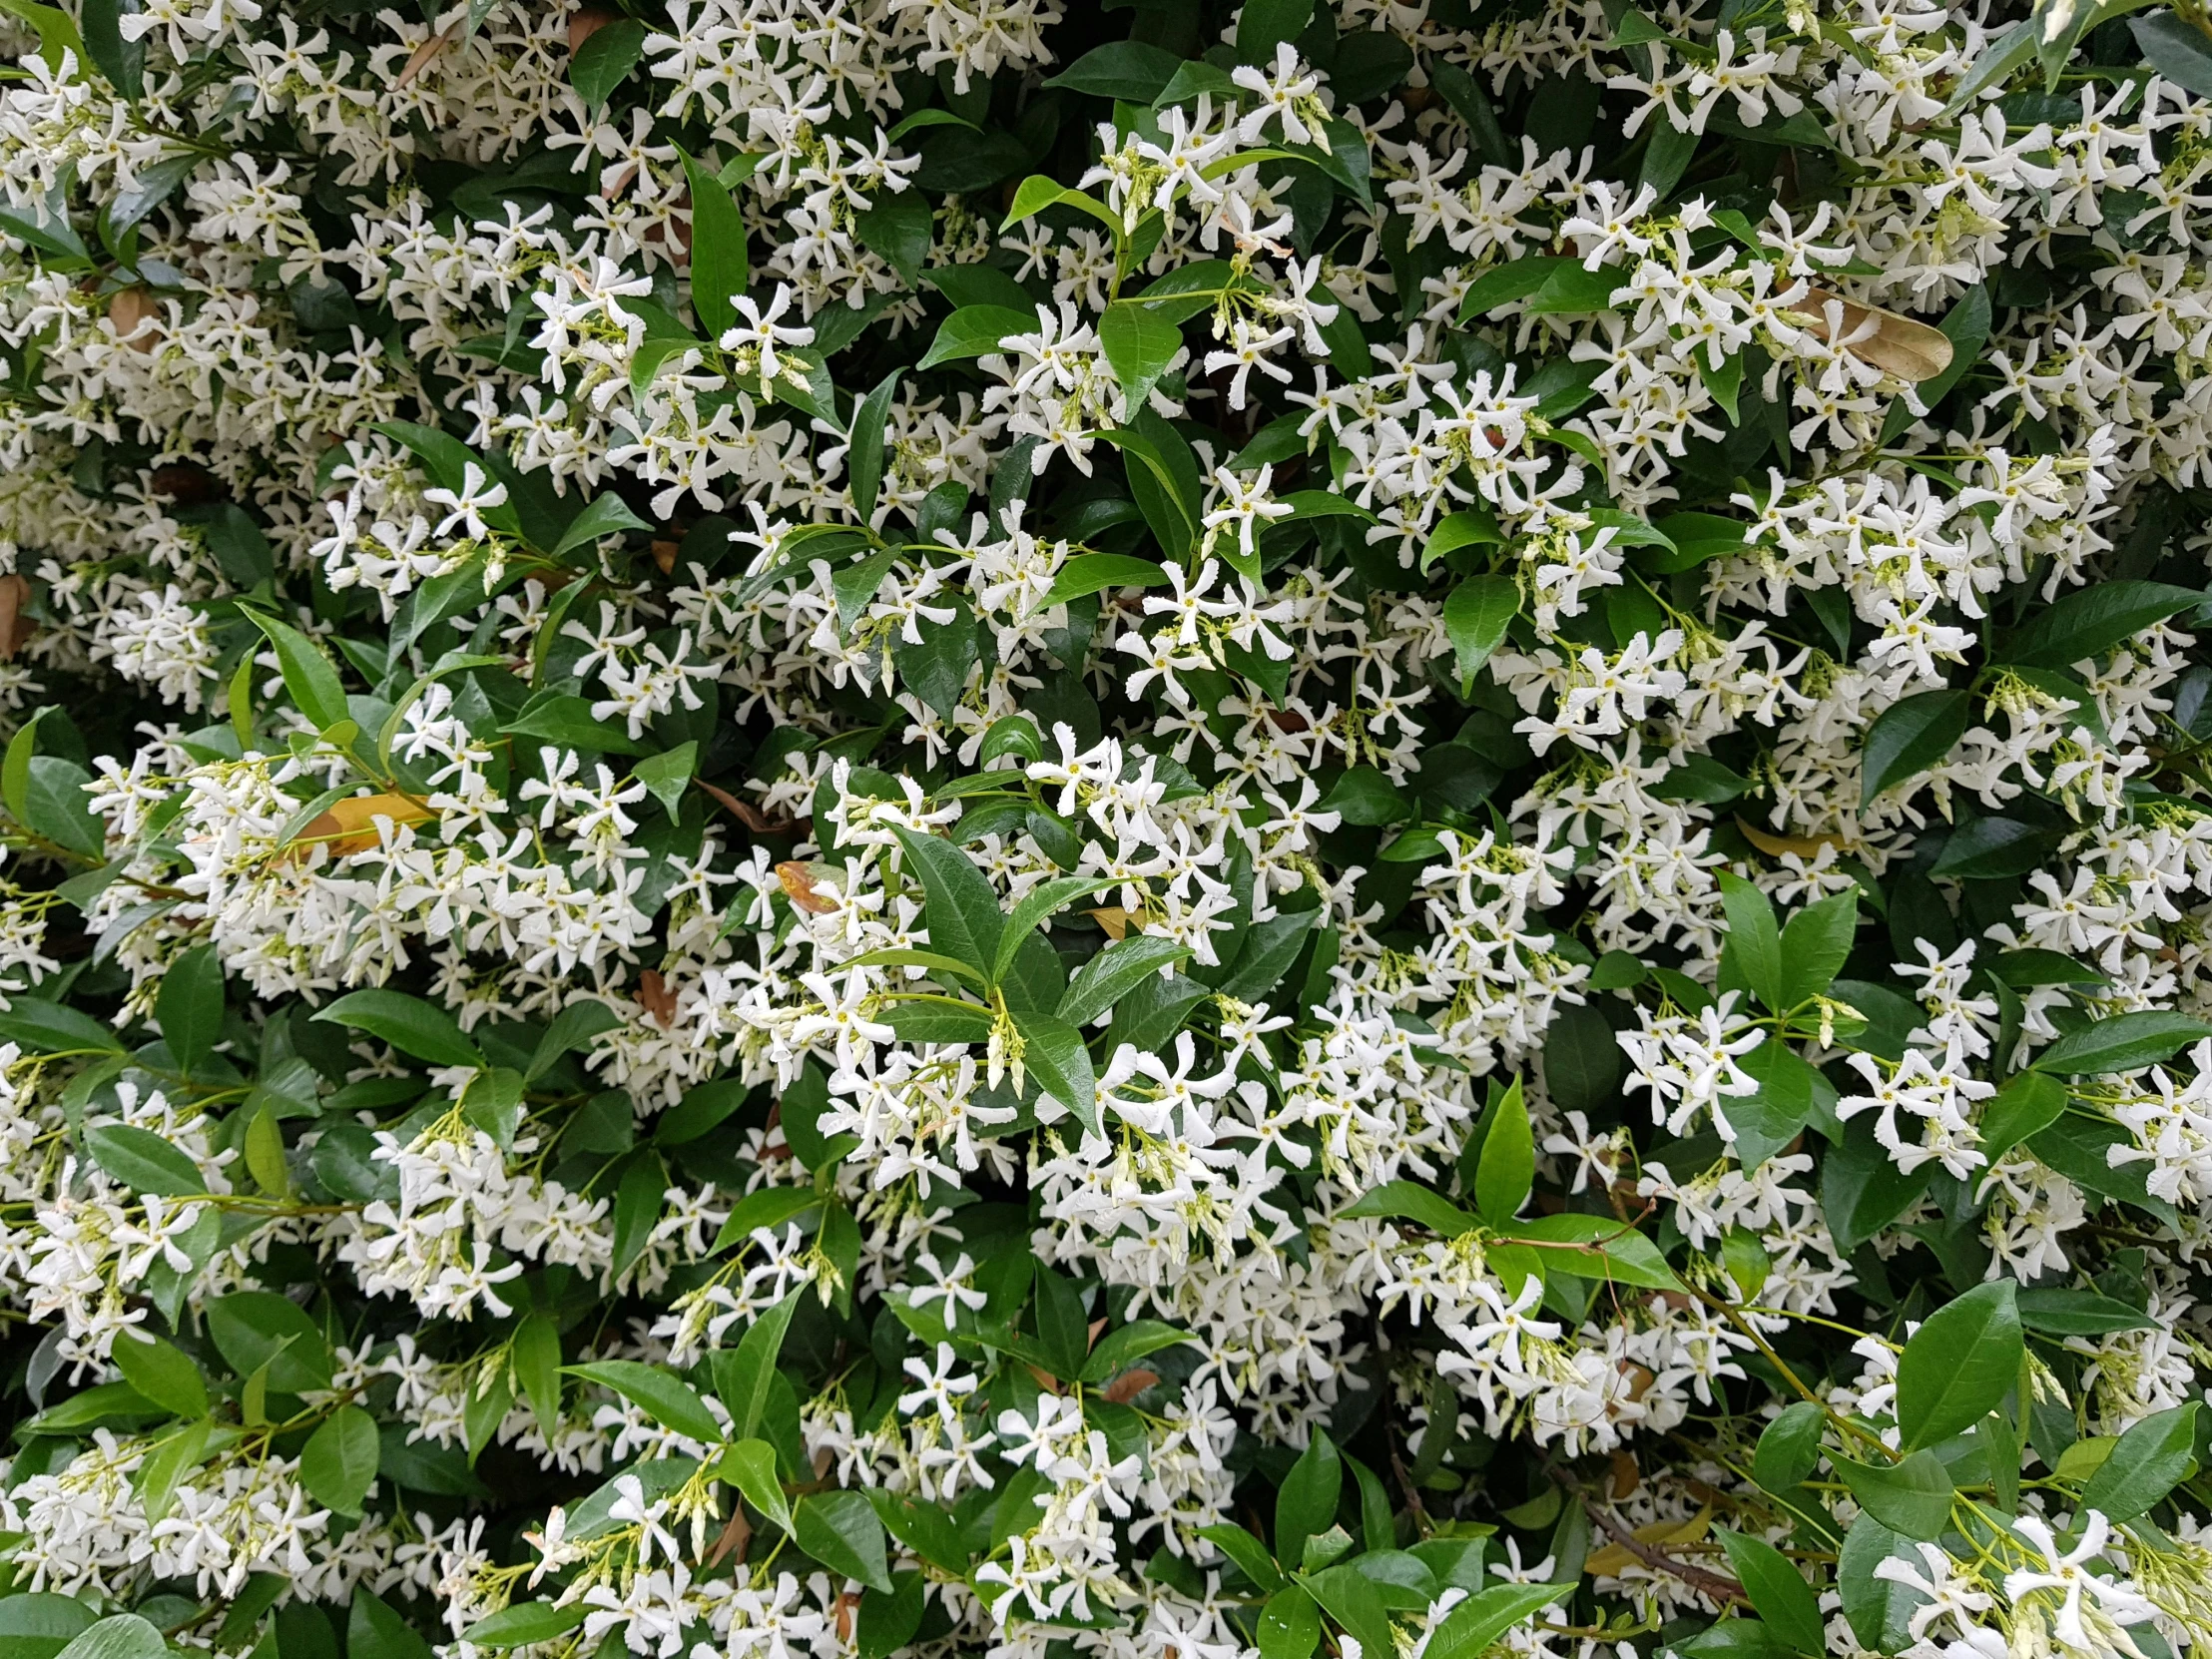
[[1, 0, 2211, 1655]]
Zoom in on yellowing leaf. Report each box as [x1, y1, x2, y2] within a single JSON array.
[[288, 793, 435, 858], [1584, 1504, 1710, 1576], [1735, 816, 1853, 859]]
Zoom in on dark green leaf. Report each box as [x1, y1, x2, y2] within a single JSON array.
[[1716, 1528, 1825, 1654], [1860, 689, 1970, 806], [2030, 1012, 2212, 1076], [299, 1403, 380, 1517], [1835, 1449, 1953, 1540]]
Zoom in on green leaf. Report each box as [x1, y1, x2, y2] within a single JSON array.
[[1718, 870, 1784, 1011], [1258, 1587, 1321, 1659], [795, 1490, 893, 1591], [110, 1333, 207, 1418], [1504, 1213, 1679, 1289], [461, 1604, 589, 1650], [2081, 1401, 2198, 1521], [1474, 1076, 1533, 1224], [918, 303, 1036, 369], [1, 704, 53, 825], [2135, 9, 2212, 96], [1420, 1583, 1564, 1659], [1860, 688, 1971, 807], [0, 1592, 97, 1659], [1038, 553, 1171, 609], [549, 491, 652, 558], [634, 743, 697, 817], [714, 1291, 801, 1440], [1341, 1180, 1477, 1237], [20, 756, 103, 857], [563, 1360, 724, 1443], [1079, 1320, 1195, 1383], [846, 369, 902, 524], [1057, 934, 1189, 1028], [1897, 1278, 2020, 1449], [884, 1001, 993, 1044], [1442, 576, 1518, 691], [2014, 1288, 2159, 1337], [891, 827, 1003, 981], [1302, 1564, 1396, 1659], [1977, 1070, 2066, 1164], [992, 874, 1115, 984], [677, 148, 748, 335], [1198, 1522, 1283, 1591], [0, 997, 122, 1054], [1752, 1400, 1825, 1493], [501, 692, 648, 757], [52, 1618, 164, 1659], [1722, 1038, 1819, 1171], [1822, 1115, 1932, 1250], [207, 1290, 333, 1392], [854, 191, 932, 286], [1941, 17, 2033, 114], [348, 1592, 432, 1659], [1716, 1529, 1825, 1655], [1839, 1515, 1925, 1653], [891, 607, 977, 718], [84, 1123, 204, 1198], [513, 1312, 564, 1438], [313, 988, 485, 1069], [135, 1416, 213, 1527], [569, 16, 646, 108], [1778, 889, 1857, 1006], [1236, 0, 1314, 60], [1101, 300, 1184, 412], [1011, 1007, 1097, 1133], [0, 0, 85, 75], [1276, 1428, 1341, 1571], [1835, 1449, 1953, 1540], [299, 1403, 380, 1517], [1044, 39, 1186, 99], [155, 942, 225, 1070], [244, 609, 351, 733], [2029, 1011, 2212, 1075], [720, 1436, 794, 1532], [2002, 580, 2206, 669], [524, 998, 622, 1084], [610, 1150, 667, 1280]]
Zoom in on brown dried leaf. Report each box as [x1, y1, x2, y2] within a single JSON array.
[[289, 793, 435, 858], [707, 1503, 752, 1568], [567, 4, 619, 51], [1785, 287, 1953, 383], [1610, 1449, 1640, 1499], [699, 779, 797, 834], [0, 574, 30, 661], [1087, 906, 1131, 940], [395, 23, 458, 89], [650, 538, 680, 575], [108, 287, 160, 351], [639, 969, 677, 1028], [778, 861, 839, 914], [1100, 1369, 1160, 1404]]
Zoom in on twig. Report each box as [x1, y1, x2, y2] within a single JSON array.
[[1577, 1494, 1749, 1608]]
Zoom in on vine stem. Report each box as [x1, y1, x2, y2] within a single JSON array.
[[1682, 1283, 1897, 1461]]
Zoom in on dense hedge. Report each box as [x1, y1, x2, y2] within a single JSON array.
[[0, 0, 2211, 1655]]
